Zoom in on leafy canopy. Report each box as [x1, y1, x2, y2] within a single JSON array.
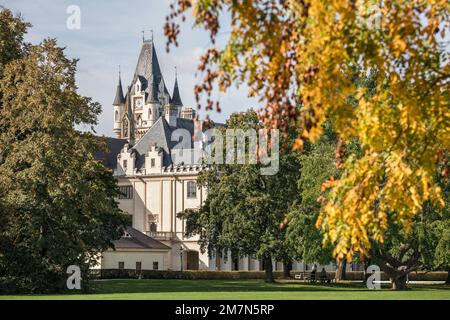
[[165, 0, 450, 260], [0, 8, 129, 293]]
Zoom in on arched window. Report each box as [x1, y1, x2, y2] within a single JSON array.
[[115, 110, 119, 122], [187, 181, 197, 199], [136, 83, 140, 93]]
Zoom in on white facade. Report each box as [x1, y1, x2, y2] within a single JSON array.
[[101, 249, 169, 271], [116, 172, 210, 271]]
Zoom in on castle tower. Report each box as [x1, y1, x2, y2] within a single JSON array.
[[170, 70, 183, 117], [113, 38, 177, 138], [146, 80, 160, 127], [164, 103, 178, 127], [113, 71, 125, 138]]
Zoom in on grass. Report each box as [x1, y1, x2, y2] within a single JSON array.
[[1, 279, 449, 300]]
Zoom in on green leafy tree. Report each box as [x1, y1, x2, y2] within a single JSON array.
[[371, 165, 450, 290], [0, 8, 129, 293], [286, 126, 337, 276], [180, 111, 300, 282], [370, 203, 449, 290]]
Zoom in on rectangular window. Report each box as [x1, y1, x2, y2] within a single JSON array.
[[151, 158, 155, 168], [118, 262, 125, 270], [123, 160, 128, 171], [187, 181, 197, 199], [136, 262, 142, 271], [119, 186, 133, 199], [153, 261, 159, 270]]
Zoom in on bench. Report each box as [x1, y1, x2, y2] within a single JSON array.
[[294, 271, 332, 284]]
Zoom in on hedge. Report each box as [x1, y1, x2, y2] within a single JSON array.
[[95, 269, 448, 281]]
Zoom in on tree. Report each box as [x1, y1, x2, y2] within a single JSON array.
[[0, 8, 29, 78], [165, 0, 450, 261], [285, 125, 336, 276], [179, 111, 300, 282], [370, 205, 449, 290], [0, 9, 129, 293]]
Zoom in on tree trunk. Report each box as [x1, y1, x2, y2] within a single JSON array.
[[446, 266, 450, 285], [264, 255, 274, 283], [283, 260, 292, 279], [335, 259, 346, 282], [391, 274, 407, 291]]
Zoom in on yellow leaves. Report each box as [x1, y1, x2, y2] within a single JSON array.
[[293, 138, 304, 151], [392, 35, 407, 57], [318, 143, 448, 260], [191, 0, 198, 17], [167, 0, 450, 263], [321, 177, 338, 192]]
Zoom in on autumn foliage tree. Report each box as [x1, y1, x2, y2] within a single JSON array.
[[165, 0, 450, 263]]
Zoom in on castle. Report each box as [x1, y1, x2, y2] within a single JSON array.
[[99, 39, 342, 274]]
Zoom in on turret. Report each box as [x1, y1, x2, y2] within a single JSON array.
[[146, 81, 160, 127], [164, 103, 178, 127], [113, 72, 125, 138], [170, 70, 183, 116]]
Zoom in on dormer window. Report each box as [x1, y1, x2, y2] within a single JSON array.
[[136, 83, 141, 93], [151, 158, 155, 168]]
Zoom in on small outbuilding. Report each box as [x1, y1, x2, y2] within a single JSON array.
[[101, 227, 171, 271]]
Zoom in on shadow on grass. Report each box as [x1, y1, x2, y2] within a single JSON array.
[[89, 279, 449, 295]]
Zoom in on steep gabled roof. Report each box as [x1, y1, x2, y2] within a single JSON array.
[[130, 116, 196, 169], [133, 40, 168, 94], [170, 76, 183, 106], [94, 137, 128, 169], [132, 117, 172, 167]]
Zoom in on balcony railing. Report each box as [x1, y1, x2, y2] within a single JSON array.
[[145, 231, 176, 241]]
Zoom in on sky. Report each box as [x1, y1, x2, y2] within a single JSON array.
[[1, 0, 256, 137]]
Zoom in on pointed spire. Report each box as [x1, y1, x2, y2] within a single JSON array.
[[134, 39, 166, 90], [170, 68, 183, 106], [113, 67, 125, 106]]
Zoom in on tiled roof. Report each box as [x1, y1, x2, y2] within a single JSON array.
[[112, 227, 171, 250], [94, 137, 128, 169], [133, 40, 170, 104]]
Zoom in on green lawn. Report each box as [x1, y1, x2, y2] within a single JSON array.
[[1, 279, 449, 300]]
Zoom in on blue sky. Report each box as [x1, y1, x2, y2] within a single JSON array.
[[2, 0, 256, 137]]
